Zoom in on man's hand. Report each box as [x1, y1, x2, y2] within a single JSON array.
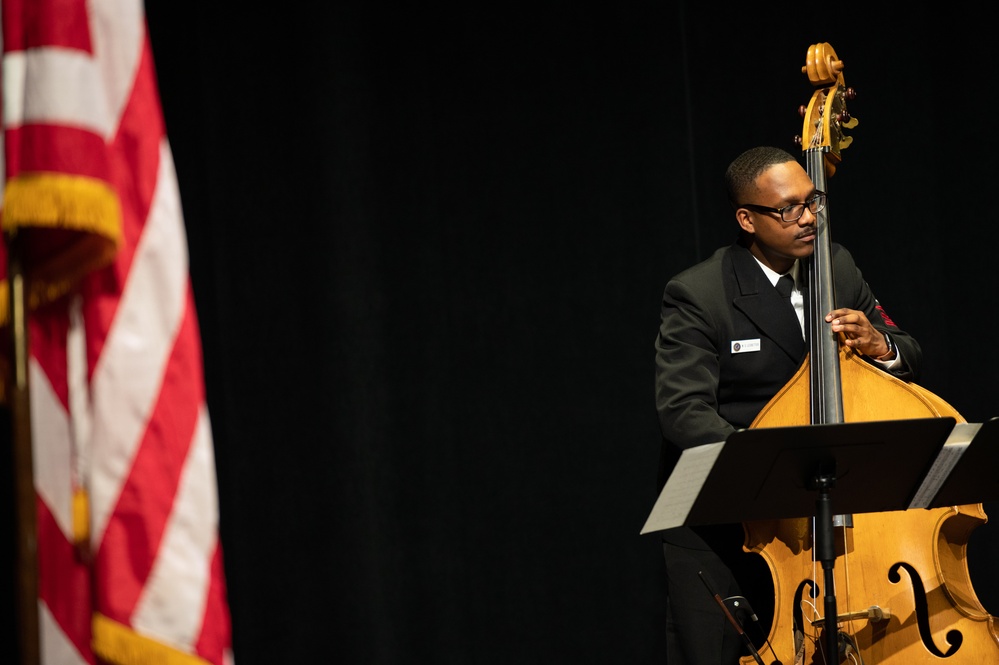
[[825, 308, 893, 359]]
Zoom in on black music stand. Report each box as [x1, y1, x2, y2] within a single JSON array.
[[643, 416, 959, 664]]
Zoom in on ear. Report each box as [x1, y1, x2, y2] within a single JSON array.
[[735, 208, 755, 234]]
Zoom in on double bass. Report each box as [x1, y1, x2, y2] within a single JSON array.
[[742, 43, 999, 664]]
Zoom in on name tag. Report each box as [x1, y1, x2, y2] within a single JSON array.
[[731, 338, 761, 354]]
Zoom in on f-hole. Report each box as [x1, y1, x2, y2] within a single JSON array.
[[889, 561, 963, 657]]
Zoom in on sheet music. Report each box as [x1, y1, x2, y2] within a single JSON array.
[[908, 422, 981, 509], [640, 441, 724, 534]]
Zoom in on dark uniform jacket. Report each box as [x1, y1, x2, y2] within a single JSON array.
[[654, 241, 921, 491]]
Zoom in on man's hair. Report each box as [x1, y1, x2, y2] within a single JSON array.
[[724, 146, 798, 207]]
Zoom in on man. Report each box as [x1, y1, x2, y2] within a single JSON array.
[[653, 146, 921, 664]]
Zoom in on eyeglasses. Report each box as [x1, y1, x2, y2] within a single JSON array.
[[739, 192, 826, 223]]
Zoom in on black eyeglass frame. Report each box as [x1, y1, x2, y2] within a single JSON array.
[[738, 191, 827, 223]]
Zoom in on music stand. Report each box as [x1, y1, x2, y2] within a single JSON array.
[[643, 416, 958, 664]]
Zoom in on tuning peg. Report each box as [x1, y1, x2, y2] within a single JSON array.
[[798, 104, 808, 118]]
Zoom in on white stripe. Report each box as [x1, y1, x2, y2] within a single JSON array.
[[1, 3, 7, 197], [3, 49, 114, 135], [1, 0, 142, 138], [2, 50, 27, 127], [133, 406, 218, 647], [30, 357, 74, 540], [89, 140, 187, 543], [40, 600, 89, 665], [90, 0, 144, 131]]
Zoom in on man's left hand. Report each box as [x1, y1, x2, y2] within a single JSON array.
[[825, 308, 892, 358]]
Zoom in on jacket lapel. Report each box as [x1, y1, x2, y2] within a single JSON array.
[[728, 247, 806, 362]]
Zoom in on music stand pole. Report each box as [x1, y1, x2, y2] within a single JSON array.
[[813, 471, 839, 664]]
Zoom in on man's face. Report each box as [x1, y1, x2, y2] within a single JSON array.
[[736, 160, 818, 272]]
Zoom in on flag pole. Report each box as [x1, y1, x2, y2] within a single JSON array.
[[6, 229, 40, 665]]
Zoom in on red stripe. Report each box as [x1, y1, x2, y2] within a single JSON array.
[[2, 0, 92, 52], [195, 543, 233, 662], [93, 301, 202, 619], [28, 308, 71, 411], [0, 0, 24, 50], [110, 29, 164, 257], [4, 125, 110, 181], [36, 495, 95, 662]]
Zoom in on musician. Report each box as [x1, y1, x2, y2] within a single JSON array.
[[653, 145, 922, 664]]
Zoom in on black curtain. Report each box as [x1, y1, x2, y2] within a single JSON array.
[[5, 2, 997, 663]]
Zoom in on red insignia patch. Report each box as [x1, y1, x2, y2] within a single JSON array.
[[875, 304, 896, 327]]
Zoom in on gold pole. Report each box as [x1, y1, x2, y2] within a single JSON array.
[[7, 229, 40, 665]]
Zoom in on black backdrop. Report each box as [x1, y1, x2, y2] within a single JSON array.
[[5, 2, 999, 664]]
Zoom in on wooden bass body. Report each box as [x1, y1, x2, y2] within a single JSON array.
[[742, 346, 999, 664]]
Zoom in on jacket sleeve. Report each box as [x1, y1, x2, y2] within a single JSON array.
[[654, 277, 736, 450]]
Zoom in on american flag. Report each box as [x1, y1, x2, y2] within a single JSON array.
[[1, 0, 234, 663]]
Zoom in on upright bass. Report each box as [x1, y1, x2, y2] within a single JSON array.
[[743, 43, 999, 664]]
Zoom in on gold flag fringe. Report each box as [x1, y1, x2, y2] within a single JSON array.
[[0, 171, 122, 324], [93, 614, 212, 665], [0, 171, 123, 403]]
